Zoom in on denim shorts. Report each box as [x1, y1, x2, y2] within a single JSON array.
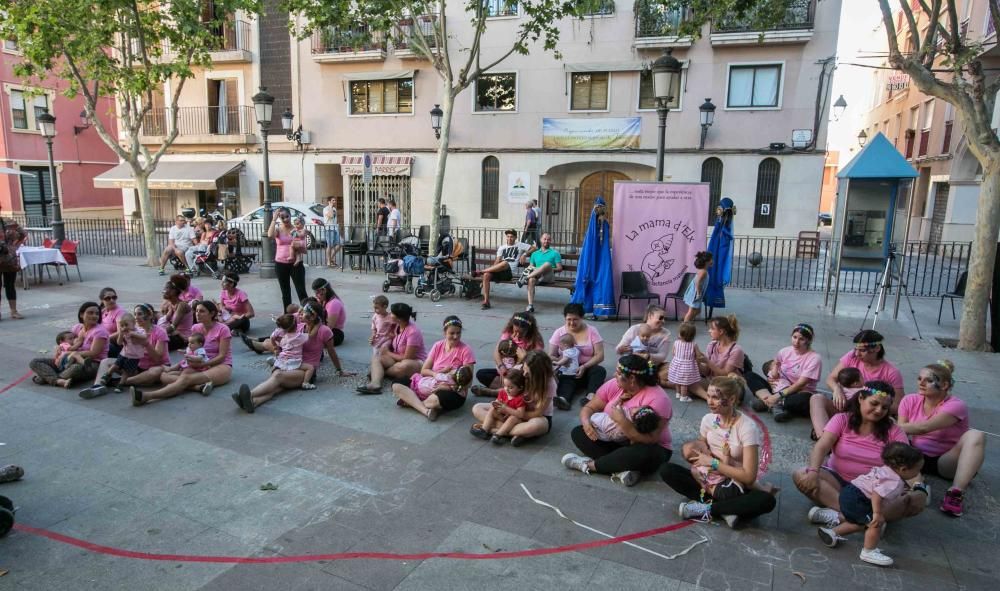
[[839, 483, 873, 526], [325, 229, 341, 246]]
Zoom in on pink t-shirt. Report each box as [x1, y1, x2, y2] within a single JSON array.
[[705, 341, 746, 376], [425, 340, 476, 373], [138, 325, 170, 370], [697, 412, 763, 488], [501, 330, 544, 352], [325, 297, 346, 331], [159, 302, 194, 340], [823, 412, 908, 481], [220, 288, 250, 316], [595, 382, 673, 450], [271, 327, 308, 364], [275, 231, 293, 263], [392, 323, 427, 361], [192, 322, 232, 366], [101, 306, 124, 336], [371, 312, 395, 349], [119, 326, 147, 359], [898, 394, 969, 457], [301, 324, 334, 367], [772, 346, 823, 393], [73, 323, 110, 361], [549, 325, 603, 365], [180, 285, 204, 303], [851, 465, 905, 500], [838, 352, 905, 398]]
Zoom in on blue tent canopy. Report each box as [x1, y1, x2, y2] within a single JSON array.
[[837, 132, 918, 179]]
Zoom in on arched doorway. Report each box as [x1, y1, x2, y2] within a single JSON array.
[[579, 171, 629, 237]]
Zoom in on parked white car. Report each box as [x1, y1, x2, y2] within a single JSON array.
[[227, 202, 327, 247]]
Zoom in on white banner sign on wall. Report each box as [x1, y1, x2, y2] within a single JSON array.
[[508, 172, 531, 203]]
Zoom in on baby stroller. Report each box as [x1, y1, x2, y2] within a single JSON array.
[[414, 254, 460, 302], [189, 231, 226, 278], [381, 236, 422, 293], [222, 228, 257, 274]]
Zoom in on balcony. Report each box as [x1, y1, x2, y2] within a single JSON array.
[[582, 0, 615, 16], [157, 20, 252, 63], [139, 106, 257, 144], [710, 0, 815, 46], [311, 26, 387, 63], [634, 2, 692, 49], [392, 14, 440, 60]]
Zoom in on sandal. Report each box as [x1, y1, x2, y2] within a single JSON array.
[[425, 408, 439, 422], [9, 312, 23, 320], [301, 383, 317, 390], [480, 301, 491, 310], [356, 385, 382, 395], [231, 392, 245, 410], [490, 434, 508, 446], [239, 384, 254, 413], [470, 424, 489, 440], [130, 386, 145, 407]]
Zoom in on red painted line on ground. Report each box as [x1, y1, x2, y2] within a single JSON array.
[[744, 409, 773, 475], [0, 371, 33, 395], [13, 520, 696, 564]]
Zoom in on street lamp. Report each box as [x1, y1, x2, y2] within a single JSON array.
[[252, 86, 276, 279], [73, 110, 91, 135], [36, 108, 65, 245], [429, 104, 443, 139], [857, 129, 868, 147], [281, 107, 304, 149], [833, 94, 847, 121], [651, 49, 682, 181], [698, 98, 716, 150]]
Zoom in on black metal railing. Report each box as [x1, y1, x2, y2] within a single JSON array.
[[140, 106, 255, 137], [713, 0, 814, 33], [581, 0, 615, 17], [209, 19, 252, 52], [393, 14, 439, 50], [485, 0, 518, 18], [635, 1, 686, 38], [311, 25, 387, 54]]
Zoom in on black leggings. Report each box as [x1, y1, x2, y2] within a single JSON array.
[[557, 366, 608, 404], [570, 426, 672, 474], [781, 391, 812, 417], [477, 368, 501, 389], [226, 317, 251, 334], [275, 262, 307, 311], [0, 270, 16, 303], [659, 462, 776, 520], [332, 328, 344, 347]]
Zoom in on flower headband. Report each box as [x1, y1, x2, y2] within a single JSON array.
[[444, 318, 462, 328], [618, 361, 655, 377], [512, 313, 532, 326], [861, 387, 892, 400], [302, 303, 316, 317], [632, 406, 658, 421], [794, 323, 813, 338]]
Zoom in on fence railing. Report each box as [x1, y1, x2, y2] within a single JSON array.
[[713, 0, 815, 33], [140, 105, 255, 137], [6, 214, 972, 298], [311, 25, 387, 54], [635, 1, 687, 38]]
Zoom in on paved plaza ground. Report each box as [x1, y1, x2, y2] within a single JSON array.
[[0, 257, 997, 590]]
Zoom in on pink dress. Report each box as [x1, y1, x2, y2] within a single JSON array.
[[668, 340, 700, 385]]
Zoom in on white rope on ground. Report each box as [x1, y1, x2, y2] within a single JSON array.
[[519, 483, 709, 561]]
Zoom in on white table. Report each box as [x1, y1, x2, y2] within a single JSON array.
[[17, 246, 68, 289]]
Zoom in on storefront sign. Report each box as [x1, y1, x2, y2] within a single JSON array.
[[341, 154, 412, 176], [887, 73, 909, 91], [507, 172, 531, 203], [542, 117, 640, 150]]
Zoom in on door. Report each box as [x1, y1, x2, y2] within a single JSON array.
[[578, 171, 628, 238], [929, 182, 949, 245], [18, 166, 53, 223]]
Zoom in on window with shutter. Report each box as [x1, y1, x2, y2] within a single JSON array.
[[570, 72, 609, 111]]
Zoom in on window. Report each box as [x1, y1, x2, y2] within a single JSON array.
[[570, 72, 609, 111], [474, 72, 517, 112], [350, 79, 414, 114], [727, 64, 781, 108], [582, 0, 615, 16], [481, 156, 499, 219], [753, 158, 780, 229], [32, 95, 49, 130], [9, 89, 27, 129], [3, 39, 18, 53], [638, 70, 681, 110], [7, 88, 50, 131], [700, 158, 723, 222], [922, 99, 934, 129], [485, 0, 518, 18]]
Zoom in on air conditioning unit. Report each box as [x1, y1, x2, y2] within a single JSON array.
[[299, 130, 311, 145]]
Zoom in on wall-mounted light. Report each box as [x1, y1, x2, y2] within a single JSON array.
[[73, 110, 91, 135], [282, 108, 304, 150], [698, 98, 716, 150], [858, 129, 868, 147], [430, 104, 443, 139], [833, 94, 847, 121]]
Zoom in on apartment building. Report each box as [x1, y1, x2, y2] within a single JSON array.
[[109, 0, 841, 237], [858, 0, 1000, 244]]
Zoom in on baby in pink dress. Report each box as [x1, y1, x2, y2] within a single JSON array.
[[590, 404, 660, 443]]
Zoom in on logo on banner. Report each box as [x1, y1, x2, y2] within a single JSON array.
[[624, 217, 698, 288]]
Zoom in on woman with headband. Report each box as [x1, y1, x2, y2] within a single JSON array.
[[898, 360, 986, 517], [560, 354, 673, 487], [219, 272, 255, 334], [81, 303, 170, 398], [472, 311, 544, 397], [158, 277, 194, 351], [749, 323, 822, 424], [357, 302, 426, 395], [793, 381, 927, 530], [824, 329, 905, 415], [312, 277, 346, 346], [392, 315, 476, 421]]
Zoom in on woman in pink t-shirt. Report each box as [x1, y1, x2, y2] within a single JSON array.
[[83, 303, 170, 398], [133, 301, 232, 406], [793, 381, 926, 528], [219, 272, 254, 334], [312, 277, 346, 346], [98, 287, 125, 358], [29, 301, 109, 388], [269, 207, 307, 311], [159, 277, 194, 351], [470, 350, 555, 446], [748, 323, 823, 424], [358, 302, 426, 394], [547, 303, 606, 410], [472, 311, 545, 396], [898, 360, 985, 517], [690, 314, 747, 400], [393, 315, 476, 420], [560, 354, 673, 487], [825, 329, 905, 414]]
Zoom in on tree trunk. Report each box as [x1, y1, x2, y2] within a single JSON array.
[[134, 170, 159, 267], [959, 158, 1000, 350], [428, 89, 455, 241]]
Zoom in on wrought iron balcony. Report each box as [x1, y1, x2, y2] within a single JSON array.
[[311, 25, 387, 62], [393, 14, 440, 55], [139, 106, 255, 138], [635, 1, 687, 38], [713, 0, 814, 33]]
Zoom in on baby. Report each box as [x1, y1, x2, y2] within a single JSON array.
[[54, 331, 77, 371], [267, 314, 315, 389], [630, 324, 654, 355], [590, 405, 660, 443], [101, 313, 147, 385], [552, 333, 580, 376], [481, 369, 529, 445], [369, 295, 395, 353], [175, 333, 209, 371], [409, 366, 474, 405], [290, 218, 310, 267], [837, 367, 864, 400], [817, 442, 927, 567], [497, 338, 519, 372]]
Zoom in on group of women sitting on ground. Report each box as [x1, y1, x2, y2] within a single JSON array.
[[28, 288, 987, 566]]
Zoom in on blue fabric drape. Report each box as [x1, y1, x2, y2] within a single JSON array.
[[704, 202, 734, 309], [571, 198, 616, 318]]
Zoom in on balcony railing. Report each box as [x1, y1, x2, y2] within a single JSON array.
[[311, 25, 387, 54], [207, 19, 252, 52], [713, 0, 814, 33], [140, 105, 255, 137], [485, 0, 518, 18], [581, 0, 615, 16], [393, 14, 439, 50], [918, 128, 930, 157], [635, 1, 687, 38]]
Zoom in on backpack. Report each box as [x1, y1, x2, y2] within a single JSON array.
[[384, 259, 400, 274]]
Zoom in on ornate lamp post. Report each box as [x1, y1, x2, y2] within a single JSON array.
[[36, 108, 65, 245], [429, 104, 443, 139], [253, 87, 275, 279], [698, 98, 716, 150], [651, 49, 682, 181]]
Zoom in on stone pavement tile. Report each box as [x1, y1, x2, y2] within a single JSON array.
[[940, 535, 1000, 583], [586, 559, 690, 591], [1, 471, 127, 529], [198, 562, 368, 591]]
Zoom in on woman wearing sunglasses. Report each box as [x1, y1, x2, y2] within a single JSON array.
[[615, 304, 672, 389], [98, 287, 125, 358], [269, 207, 307, 310], [823, 330, 905, 418]]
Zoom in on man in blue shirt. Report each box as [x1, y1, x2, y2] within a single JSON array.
[[517, 232, 562, 313]]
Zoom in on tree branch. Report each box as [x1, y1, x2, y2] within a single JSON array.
[[898, 0, 921, 57], [61, 50, 129, 164]]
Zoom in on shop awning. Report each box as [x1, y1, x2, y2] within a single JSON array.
[[93, 160, 244, 190], [341, 154, 412, 176]]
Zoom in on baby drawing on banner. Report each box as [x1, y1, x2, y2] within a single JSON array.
[[641, 233, 676, 281]]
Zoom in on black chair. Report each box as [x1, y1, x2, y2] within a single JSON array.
[[938, 271, 968, 324], [663, 272, 695, 321], [341, 226, 368, 271], [418, 225, 431, 256], [616, 272, 660, 325], [366, 235, 394, 272]]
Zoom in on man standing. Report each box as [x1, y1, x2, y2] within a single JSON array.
[[375, 198, 390, 236], [522, 201, 539, 246], [518, 232, 562, 313], [532, 199, 542, 229], [387, 199, 402, 241], [475, 229, 534, 310], [158, 215, 196, 275], [323, 195, 341, 267]]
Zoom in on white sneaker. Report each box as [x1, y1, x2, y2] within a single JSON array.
[[859, 547, 894, 566], [818, 527, 846, 547], [808, 506, 841, 528], [561, 453, 592, 474], [611, 470, 640, 487], [678, 501, 713, 522], [678, 396, 692, 402], [722, 514, 739, 529]]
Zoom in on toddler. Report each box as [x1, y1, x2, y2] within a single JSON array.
[[837, 367, 864, 400], [590, 404, 660, 443], [683, 251, 713, 322], [54, 331, 77, 371], [552, 333, 580, 376], [369, 295, 395, 353], [817, 442, 927, 567], [101, 314, 147, 385], [482, 369, 529, 445], [497, 338, 519, 372], [409, 366, 474, 406], [668, 322, 702, 402], [268, 314, 315, 388], [290, 217, 310, 266], [175, 333, 209, 371], [630, 324, 654, 355]]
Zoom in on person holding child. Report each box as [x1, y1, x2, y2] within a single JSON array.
[[392, 315, 476, 421], [668, 322, 702, 402], [29, 301, 109, 388], [358, 302, 426, 395], [548, 303, 606, 410], [748, 323, 823, 424], [561, 354, 673, 487], [682, 251, 713, 322], [686, 315, 747, 401], [473, 311, 544, 397], [270, 206, 307, 311], [470, 350, 556, 446], [266, 313, 315, 388], [94, 313, 147, 388], [82, 303, 170, 398], [478, 369, 529, 444], [824, 330, 905, 415], [616, 305, 672, 386], [661, 376, 777, 528]]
